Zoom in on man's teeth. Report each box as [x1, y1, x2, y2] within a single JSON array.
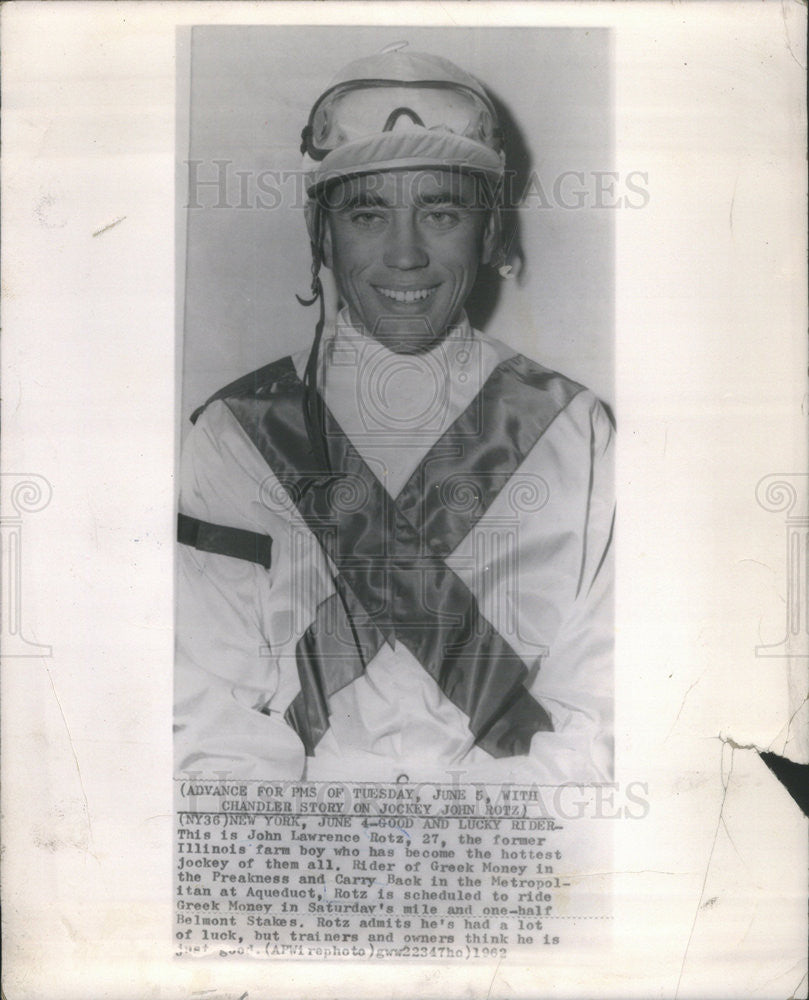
[[376, 286, 434, 303]]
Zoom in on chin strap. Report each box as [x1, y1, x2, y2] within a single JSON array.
[[484, 190, 512, 279], [299, 277, 332, 479], [296, 204, 337, 483]]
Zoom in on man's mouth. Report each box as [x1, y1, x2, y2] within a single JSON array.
[[373, 285, 437, 304]]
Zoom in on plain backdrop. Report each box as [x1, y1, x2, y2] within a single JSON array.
[[179, 26, 614, 425]]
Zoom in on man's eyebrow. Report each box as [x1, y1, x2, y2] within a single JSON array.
[[332, 191, 389, 211], [416, 192, 474, 208], [328, 190, 478, 211]]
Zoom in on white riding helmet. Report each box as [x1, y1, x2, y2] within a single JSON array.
[[301, 46, 505, 197]]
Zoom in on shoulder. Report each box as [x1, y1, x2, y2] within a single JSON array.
[[189, 355, 301, 425], [180, 359, 305, 524], [476, 329, 614, 437]]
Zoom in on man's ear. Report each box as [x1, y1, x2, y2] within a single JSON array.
[[304, 200, 333, 269], [480, 206, 501, 266]]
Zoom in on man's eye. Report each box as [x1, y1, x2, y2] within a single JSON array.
[[424, 209, 460, 228], [350, 211, 385, 228]]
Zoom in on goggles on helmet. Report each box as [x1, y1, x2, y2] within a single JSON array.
[[301, 78, 503, 162]]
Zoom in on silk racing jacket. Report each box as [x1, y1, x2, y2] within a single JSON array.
[[175, 312, 614, 784]]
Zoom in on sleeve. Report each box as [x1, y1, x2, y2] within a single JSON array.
[[174, 403, 306, 781], [523, 395, 615, 783]]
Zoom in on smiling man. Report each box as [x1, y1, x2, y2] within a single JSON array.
[[318, 169, 496, 354], [175, 48, 615, 785]]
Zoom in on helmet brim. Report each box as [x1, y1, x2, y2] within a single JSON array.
[[304, 129, 505, 197]]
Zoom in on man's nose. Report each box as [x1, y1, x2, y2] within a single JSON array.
[[382, 212, 429, 270]]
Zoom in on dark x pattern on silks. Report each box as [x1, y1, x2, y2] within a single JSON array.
[[185, 351, 584, 760]]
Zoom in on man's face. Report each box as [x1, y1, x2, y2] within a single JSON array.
[[317, 170, 496, 353]]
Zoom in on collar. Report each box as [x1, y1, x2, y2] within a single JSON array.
[[321, 307, 481, 436], [331, 305, 474, 349]]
